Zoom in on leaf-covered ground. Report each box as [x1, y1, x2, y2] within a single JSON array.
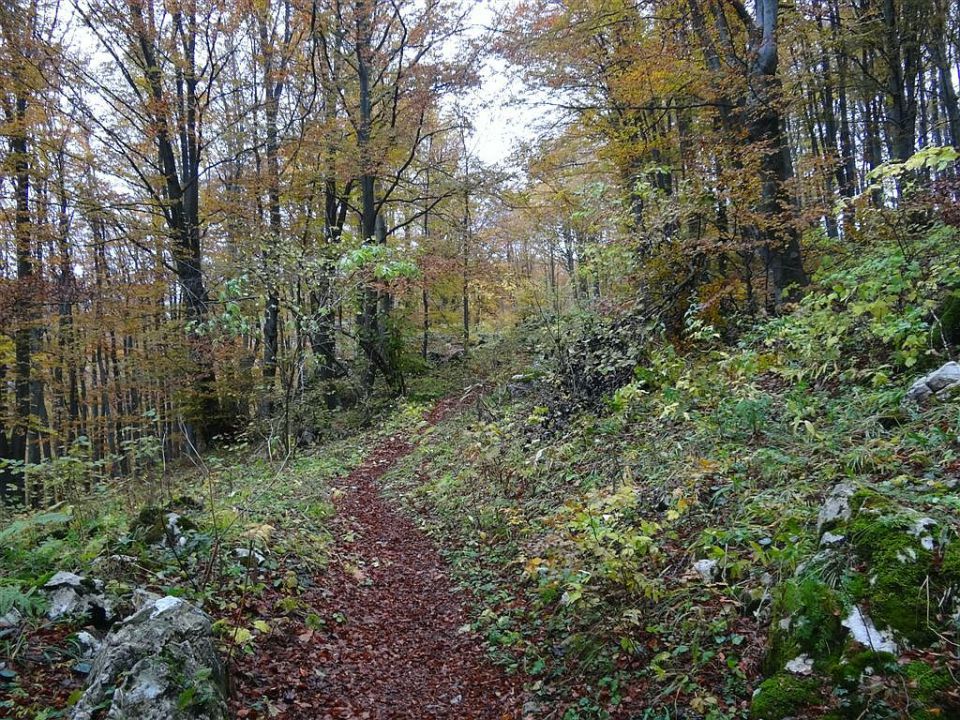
[[229, 398, 525, 718]]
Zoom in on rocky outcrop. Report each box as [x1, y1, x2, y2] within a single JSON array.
[[71, 595, 227, 720], [816, 482, 855, 533], [753, 485, 960, 719]]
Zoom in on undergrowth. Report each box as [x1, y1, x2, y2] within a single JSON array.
[[382, 227, 960, 719]]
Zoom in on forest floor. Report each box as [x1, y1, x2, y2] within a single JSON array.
[[228, 392, 525, 719]]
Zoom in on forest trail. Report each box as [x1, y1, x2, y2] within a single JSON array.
[[231, 394, 524, 719]]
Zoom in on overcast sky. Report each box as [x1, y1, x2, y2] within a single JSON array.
[[461, 0, 541, 169]]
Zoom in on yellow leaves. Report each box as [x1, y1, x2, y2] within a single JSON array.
[[523, 556, 547, 578], [696, 457, 719, 473], [689, 694, 719, 714], [230, 627, 253, 645], [343, 562, 367, 583], [666, 487, 694, 522], [241, 523, 275, 544]]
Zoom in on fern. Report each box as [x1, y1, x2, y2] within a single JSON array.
[[0, 511, 72, 544], [0, 583, 47, 617]]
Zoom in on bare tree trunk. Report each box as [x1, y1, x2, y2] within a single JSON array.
[[745, 0, 807, 305], [931, 0, 960, 147], [258, 3, 288, 416], [6, 88, 33, 504], [129, 0, 219, 442]]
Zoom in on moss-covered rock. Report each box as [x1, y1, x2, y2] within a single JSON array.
[[765, 577, 844, 674], [847, 511, 938, 645], [750, 673, 820, 720], [134, 504, 198, 545], [900, 660, 956, 719], [942, 541, 960, 581], [847, 487, 892, 518], [830, 649, 898, 689], [902, 660, 952, 698]]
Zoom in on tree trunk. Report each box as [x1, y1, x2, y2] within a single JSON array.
[[5, 89, 32, 505], [259, 7, 285, 416], [745, 0, 808, 305], [130, 0, 219, 442]]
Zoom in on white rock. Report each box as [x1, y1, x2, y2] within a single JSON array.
[[906, 378, 933, 403], [149, 596, 184, 619], [70, 596, 226, 720], [817, 483, 856, 533], [44, 572, 113, 623], [45, 571, 85, 589], [47, 586, 84, 621], [234, 547, 266, 566], [820, 532, 846, 546], [925, 362, 960, 392], [132, 589, 163, 611], [0, 608, 23, 628], [784, 654, 815, 675], [905, 361, 960, 403], [164, 512, 185, 543], [841, 606, 899, 654], [693, 559, 719, 582], [909, 517, 937, 551], [75, 631, 101, 658]]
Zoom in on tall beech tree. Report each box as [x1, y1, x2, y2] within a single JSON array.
[[72, 0, 232, 440]]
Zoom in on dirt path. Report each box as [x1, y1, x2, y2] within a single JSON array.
[[231, 396, 524, 719]]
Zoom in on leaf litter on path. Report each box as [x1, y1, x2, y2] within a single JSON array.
[[230, 398, 524, 719]]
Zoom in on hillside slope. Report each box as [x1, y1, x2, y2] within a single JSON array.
[[383, 228, 960, 719]]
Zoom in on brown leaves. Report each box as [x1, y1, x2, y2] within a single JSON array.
[[228, 416, 523, 719]]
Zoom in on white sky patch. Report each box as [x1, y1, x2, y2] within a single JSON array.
[[460, 0, 541, 169]]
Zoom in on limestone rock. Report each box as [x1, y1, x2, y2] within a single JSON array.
[[904, 361, 960, 404], [817, 483, 856, 534], [820, 531, 846, 546], [908, 517, 937, 551], [71, 596, 227, 720], [75, 631, 102, 658], [693, 558, 719, 582], [234, 547, 265, 567], [784, 654, 814, 675], [841, 605, 899, 654], [44, 572, 113, 625], [0, 608, 23, 628], [132, 588, 164, 611]]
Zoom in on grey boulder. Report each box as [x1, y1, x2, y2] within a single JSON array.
[[905, 361, 960, 403], [816, 483, 856, 534], [44, 572, 114, 625], [71, 596, 227, 720]]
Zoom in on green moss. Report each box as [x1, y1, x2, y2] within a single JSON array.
[[942, 541, 960, 581], [765, 577, 844, 674], [848, 488, 892, 519], [134, 506, 198, 544], [831, 650, 898, 689], [847, 512, 936, 645], [750, 673, 820, 720], [901, 661, 952, 703]]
